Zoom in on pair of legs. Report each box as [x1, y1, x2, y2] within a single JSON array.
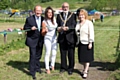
[[81, 62, 90, 78], [59, 41, 75, 73], [101, 19, 103, 22], [44, 36, 57, 74], [82, 62, 90, 73], [78, 42, 94, 78], [29, 43, 43, 77]]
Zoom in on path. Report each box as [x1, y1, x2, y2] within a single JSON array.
[[74, 63, 112, 80]]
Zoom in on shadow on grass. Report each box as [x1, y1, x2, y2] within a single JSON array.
[[114, 24, 120, 70], [90, 61, 116, 71], [90, 25, 120, 71], [6, 60, 60, 75], [6, 61, 30, 75]]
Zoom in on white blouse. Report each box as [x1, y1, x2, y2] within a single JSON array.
[[43, 18, 57, 37], [75, 20, 94, 44]]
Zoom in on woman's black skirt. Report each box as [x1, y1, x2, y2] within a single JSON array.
[[78, 42, 94, 63]]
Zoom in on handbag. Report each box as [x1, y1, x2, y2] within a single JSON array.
[[75, 22, 81, 47], [75, 30, 80, 47]]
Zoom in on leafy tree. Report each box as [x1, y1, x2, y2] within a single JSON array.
[[83, 0, 87, 1], [115, 0, 120, 11], [9, 0, 36, 10], [89, 0, 99, 10], [41, 0, 52, 3], [0, 0, 10, 9], [106, 0, 120, 11], [4, 0, 120, 11], [107, 0, 116, 10], [89, 0, 111, 11]]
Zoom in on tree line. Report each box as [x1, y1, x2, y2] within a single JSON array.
[[0, 0, 120, 11], [0, 0, 53, 10], [89, 0, 120, 11]]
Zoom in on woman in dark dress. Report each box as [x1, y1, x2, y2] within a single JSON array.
[[75, 9, 94, 79]]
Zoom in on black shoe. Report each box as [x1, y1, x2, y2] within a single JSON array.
[[68, 71, 73, 75], [60, 69, 65, 73], [36, 70, 42, 74], [32, 76, 36, 80]]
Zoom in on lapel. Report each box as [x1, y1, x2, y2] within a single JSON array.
[[40, 16, 44, 31], [33, 15, 38, 28], [61, 12, 71, 19], [41, 16, 44, 27], [61, 12, 64, 19], [33, 15, 44, 30], [67, 12, 71, 18]]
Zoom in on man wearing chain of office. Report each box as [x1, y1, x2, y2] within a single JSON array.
[[56, 2, 77, 75]]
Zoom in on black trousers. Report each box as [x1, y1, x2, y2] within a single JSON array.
[[59, 41, 75, 72], [29, 43, 43, 76]]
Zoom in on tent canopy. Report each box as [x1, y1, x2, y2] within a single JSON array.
[[88, 9, 99, 15]]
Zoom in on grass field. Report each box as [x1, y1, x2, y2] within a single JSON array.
[[0, 22, 24, 45], [0, 15, 120, 80]]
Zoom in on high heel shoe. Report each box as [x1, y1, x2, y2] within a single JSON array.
[[46, 69, 50, 74], [51, 67, 54, 71], [50, 66, 54, 71], [82, 71, 88, 79]]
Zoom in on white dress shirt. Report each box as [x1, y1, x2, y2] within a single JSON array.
[[35, 16, 41, 31]]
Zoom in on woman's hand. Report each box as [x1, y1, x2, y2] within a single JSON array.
[[45, 27, 48, 32], [57, 27, 63, 32], [88, 43, 92, 49]]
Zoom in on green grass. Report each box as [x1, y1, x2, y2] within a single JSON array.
[[0, 17, 26, 23], [0, 16, 120, 80], [0, 33, 24, 45], [94, 16, 120, 62], [94, 16, 120, 80], [0, 46, 81, 80]]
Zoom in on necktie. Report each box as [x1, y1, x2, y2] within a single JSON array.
[[64, 13, 66, 20], [37, 17, 40, 31]]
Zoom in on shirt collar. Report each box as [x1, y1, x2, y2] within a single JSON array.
[[35, 15, 41, 20]]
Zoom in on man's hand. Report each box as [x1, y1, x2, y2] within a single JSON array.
[[57, 26, 69, 32], [31, 26, 37, 30], [62, 26, 69, 31]]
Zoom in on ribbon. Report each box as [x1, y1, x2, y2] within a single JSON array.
[[0, 26, 120, 34]]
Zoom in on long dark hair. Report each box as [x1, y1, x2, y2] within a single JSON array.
[[44, 6, 54, 25]]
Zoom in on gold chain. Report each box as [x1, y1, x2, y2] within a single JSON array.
[[59, 12, 73, 26]]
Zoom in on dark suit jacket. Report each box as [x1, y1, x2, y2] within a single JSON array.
[[24, 15, 44, 48], [56, 12, 77, 44]]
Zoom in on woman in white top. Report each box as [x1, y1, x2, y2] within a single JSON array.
[[42, 6, 57, 74], [75, 9, 94, 79]]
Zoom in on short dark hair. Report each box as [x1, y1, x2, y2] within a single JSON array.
[[76, 8, 81, 16]]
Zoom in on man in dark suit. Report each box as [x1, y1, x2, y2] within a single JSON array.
[[56, 2, 77, 75], [23, 5, 44, 80]]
